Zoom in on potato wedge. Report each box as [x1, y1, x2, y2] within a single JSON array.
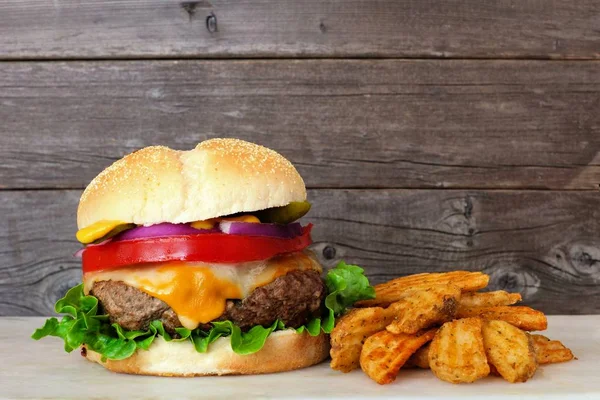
[[357, 271, 488, 307], [405, 342, 431, 369], [456, 306, 547, 331], [360, 329, 437, 384], [429, 318, 490, 383], [488, 363, 501, 376], [330, 307, 395, 372], [531, 334, 574, 364], [482, 320, 537, 383], [459, 291, 522, 309], [386, 285, 461, 334]]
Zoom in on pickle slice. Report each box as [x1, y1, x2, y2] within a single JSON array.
[[256, 201, 311, 224]]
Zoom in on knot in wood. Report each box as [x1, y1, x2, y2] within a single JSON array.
[[309, 242, 344, 268], [206, 12, 218, 33], [488, 264, 541, 300], [322, 245, 337, 260], [180, 1, 199, 21], [319, 21, 327, 33], [567, 243, 600, 278], [439, 194, 477, 238]]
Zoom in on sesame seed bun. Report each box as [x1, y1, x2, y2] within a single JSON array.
[[77, 138, 306, 229], [83, 330, 330, 376]]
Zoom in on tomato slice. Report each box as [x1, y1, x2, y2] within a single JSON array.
[[81, 224, 313, 273]]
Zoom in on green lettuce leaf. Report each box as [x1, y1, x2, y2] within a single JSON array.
[[321, 261, 375, 332], [191, 323, 228, 353], [32, 260, 374, 361], [31, 317, 59, 340], [296, 317, 322, 336], [210, 320, 281, 355], [325, 261, 375, 315], [85, 332, 138, 361]]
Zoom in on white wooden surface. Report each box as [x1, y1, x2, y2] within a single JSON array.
[[1, 316, 599, 400]]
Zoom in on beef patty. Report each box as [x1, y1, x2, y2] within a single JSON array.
[[90, 269, 326, 333]]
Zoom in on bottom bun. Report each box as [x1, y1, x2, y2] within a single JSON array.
[[83, 330, 330, 376]]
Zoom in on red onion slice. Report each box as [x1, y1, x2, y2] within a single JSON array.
[[115, 223, 216, 241], [220, 221, 302, 238], [74, 221, 304, 258], [73, 248, 85, 258], [73, 238, 113, 258]]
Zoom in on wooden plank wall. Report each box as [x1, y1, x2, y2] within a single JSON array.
[[1, 0, 600, 315]]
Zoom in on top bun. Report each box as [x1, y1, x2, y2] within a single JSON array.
[[77, 138, 306, 229]]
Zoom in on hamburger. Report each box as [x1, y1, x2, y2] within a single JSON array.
[[32, 138, 374, 376]]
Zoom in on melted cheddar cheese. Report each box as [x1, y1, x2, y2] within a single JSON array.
[[83, 251, 321, 329], [76, 220, 126, 244], [190, 215, 260, 230]]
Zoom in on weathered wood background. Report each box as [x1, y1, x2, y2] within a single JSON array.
[[1, 0, 599, 315]]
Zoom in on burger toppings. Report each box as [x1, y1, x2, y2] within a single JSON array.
[[219, 221, 303, 238], [255, 201, 312, 224], [80, 224, 313, 272], [191, 214, 261, 229], [75, 220, 135, 244], [82, 252, 322, 329], [33, 261, 374, 360], [90, 280, 181, 333], [116, 222, 215, 241], [90, 264, 243, 329], [74, 201, 312, 245], [90, 269, 325, 333], [220, 269, 325, 330]]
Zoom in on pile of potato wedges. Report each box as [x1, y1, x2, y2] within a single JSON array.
[[330, 271, 574, 385]]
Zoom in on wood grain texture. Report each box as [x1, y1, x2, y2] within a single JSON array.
[[1, 0, 600, 59], [2, 59, 600, 190], [2, 189, 599, 316]]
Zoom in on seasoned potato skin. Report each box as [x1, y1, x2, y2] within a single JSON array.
[[428, 318, 490, 384], [360, 329, 437, 384], [482, 320, 537, 383]]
